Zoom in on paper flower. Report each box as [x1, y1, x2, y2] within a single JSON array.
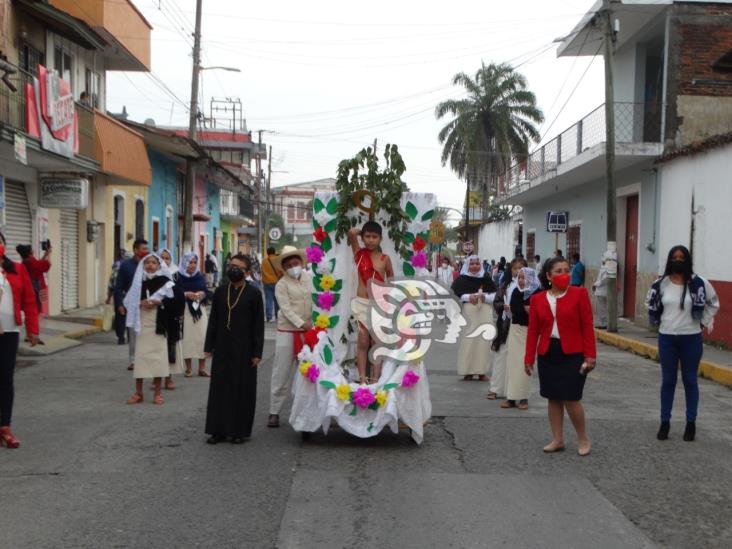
[[410, 251, 427, 269], [401, 370, 420, 388], [306, 245, 325, 264], [375, 389, 388, 408], [320, 274, 336, 290], [412, 235, 426, 251], [336, 384, 352, 401], [317, 291, 336, 311], [314, 209, 332, 228], [306, 364, 320, 383], [315, 313, 331, 329], [313, 227, 328, 243], [304, 327, 326, 349], [299, 361, 312, 376], [316, 260, 333, 275], [352, 387, 376, 409]]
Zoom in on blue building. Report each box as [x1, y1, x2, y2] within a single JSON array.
[[147, 150, 182, 255]]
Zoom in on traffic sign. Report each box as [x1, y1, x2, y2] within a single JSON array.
[[546, 211, 569, 233], [268, 227, 282, 241]]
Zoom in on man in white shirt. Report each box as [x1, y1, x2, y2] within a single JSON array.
[[437, 257, 454, 287]]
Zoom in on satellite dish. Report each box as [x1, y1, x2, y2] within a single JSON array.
[[144, 118, 156, 126]]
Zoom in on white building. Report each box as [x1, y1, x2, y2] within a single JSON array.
[[270, 178, 337, 241]]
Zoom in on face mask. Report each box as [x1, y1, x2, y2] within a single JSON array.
[[227, 267, 244, 282], [669, 260, 686, 274], [136, 249, 147, 259], [0, 245, 5, 257], [287, 265, 303, 279], [551, 273, 571, 291]]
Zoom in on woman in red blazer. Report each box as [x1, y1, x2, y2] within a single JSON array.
[[524, 256, 597, 456], [0, 231, 40, 449]]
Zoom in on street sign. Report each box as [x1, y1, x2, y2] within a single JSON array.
[[268, 227, 282, 241], [429, 220, 446, 245], [462, 240, 474, 254], [546, 211, 569, 233], [39, 178, 89, 209]]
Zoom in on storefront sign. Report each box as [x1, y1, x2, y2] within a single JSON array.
[[546, 210, 569, 233], [25, 65, 78, 158], [39, 178, 89, 209], [14, 133, 27, 165]]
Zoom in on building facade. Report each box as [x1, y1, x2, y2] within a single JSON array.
[[270, 178, 337, 246]]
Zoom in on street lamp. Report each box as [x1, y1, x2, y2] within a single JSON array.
[[200, 66, 241, 72]]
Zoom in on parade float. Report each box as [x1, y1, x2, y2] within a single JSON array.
[[288, 144, 438, 444]]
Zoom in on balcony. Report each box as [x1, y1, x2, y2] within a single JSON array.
[[0, 67, 32, 134], [75, 103, 95, 159], [496, 102, 664, 204], [48, 0, 151, 70]]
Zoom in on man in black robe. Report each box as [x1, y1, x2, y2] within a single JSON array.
[[204, 255, 264, 444]]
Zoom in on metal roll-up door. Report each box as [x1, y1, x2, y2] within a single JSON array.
[[3, 181, 33, 261], [59, 209, 79, 311]]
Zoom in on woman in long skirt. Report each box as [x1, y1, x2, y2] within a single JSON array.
[[159, 248, 184, 388], [503, 267, 540, 410], [451, 256, 498, 380], [177, 252, 211, 377], [124, 254, 175, 405]]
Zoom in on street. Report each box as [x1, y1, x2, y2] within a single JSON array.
[[2, 329, 732, 549]]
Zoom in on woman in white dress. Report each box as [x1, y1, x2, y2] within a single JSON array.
[[177, 252, 211, 377], [124, 254, 175, 405], [159, 248, 184, 387]]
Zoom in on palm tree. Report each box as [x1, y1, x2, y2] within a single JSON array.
[[436, 62, 544, 222]]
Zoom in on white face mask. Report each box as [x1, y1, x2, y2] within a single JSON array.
[[286, 265, 303, 279]]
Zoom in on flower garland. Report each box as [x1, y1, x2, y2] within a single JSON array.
[[400, 201, 435, 277]]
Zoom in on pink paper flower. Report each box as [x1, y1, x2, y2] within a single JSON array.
[[410, 251, 427, 268], [306, 364, 320, 383], [401, 370, 420, 388], [306, 245, 325, 264], [317, 291, 336, 311], [352, 387, 376, 409]]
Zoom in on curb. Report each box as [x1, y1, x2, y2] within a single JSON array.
[[64, 325, 103, 340], [595, 329, 732, 389]]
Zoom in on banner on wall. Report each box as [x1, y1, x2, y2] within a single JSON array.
[[25, 64, 78, 158], [39, 178, 89, 209]]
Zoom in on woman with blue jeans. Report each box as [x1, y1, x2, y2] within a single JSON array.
[[647, 245, 719, 442]]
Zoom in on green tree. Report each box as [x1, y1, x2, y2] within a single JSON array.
[[435, 62, 543, 221]]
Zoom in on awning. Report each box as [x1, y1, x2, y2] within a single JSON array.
[[94, 111, 151, 186]]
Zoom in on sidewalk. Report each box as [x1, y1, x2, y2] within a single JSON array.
[[19, 307, 104, 357], [596, 318, 732, 388]]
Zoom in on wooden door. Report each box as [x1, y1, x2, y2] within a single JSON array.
[[152, 220, 159, 251], [623, 195, 639, 319]]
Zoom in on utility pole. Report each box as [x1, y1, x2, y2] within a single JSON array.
[[255, 130, 263, 259], [602, 0, 619, 332], [263, 144, 272, 251], [183, 0, 203, 253]]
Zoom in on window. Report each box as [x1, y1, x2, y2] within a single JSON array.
[[53, 46, 73, 85], [287, 204, 295, 222], [566, 225, 581, 260], [84, 69, 100, 108], [135, 199, 145, 240], [297, 202, 307, 221], [20, 44, 44, 76]]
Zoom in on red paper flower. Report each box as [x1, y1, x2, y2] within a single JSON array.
[[304, 327, 326, 350], [413, 235, 426, 251], [313, 227, 328, 243]]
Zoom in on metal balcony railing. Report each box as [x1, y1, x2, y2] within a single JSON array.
[[75, 103, 96, 159], [497, 102, 663, 198], [0, 66, 32, 133]]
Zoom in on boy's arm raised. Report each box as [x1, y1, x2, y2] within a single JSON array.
[[347, 227, 361, 256]]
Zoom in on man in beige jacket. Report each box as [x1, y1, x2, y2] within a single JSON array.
[[268, 246, 312, 428]]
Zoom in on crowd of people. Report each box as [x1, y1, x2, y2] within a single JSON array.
[[0, 224, 720, 451]]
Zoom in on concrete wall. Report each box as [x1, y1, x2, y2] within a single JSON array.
[[658, 142, 732, 346], [476, 219, 518, 261]]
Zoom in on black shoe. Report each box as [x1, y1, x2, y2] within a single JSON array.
[[267, 414, 280, 428], [683, 421, 696, 442], [231, 437, 248, 444], [206, 435, 226, 445], [657, 421, 670, 440], [117, 338, 126, 345]]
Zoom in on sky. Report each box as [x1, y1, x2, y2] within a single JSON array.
[[107, 0, 605, 225]]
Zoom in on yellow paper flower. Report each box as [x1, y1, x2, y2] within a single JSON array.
[[336, 384, 351, 401], [375, 390, 388, 408], [315, 313, 331, 329], [320, 274, 336, 290], [299, 361, 312, 376]]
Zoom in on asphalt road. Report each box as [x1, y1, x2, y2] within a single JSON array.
[[2, 330, 732, 548]]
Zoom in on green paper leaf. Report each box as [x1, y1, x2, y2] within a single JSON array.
[[313, 198, 325, 213], [383, 383, 399, 391], [319, 380, 336, 389], [314, 275, 323, 291], [403, 231, 415, 244], [368, 402, 379, 410], [405, 201, 418, 220], [323, 345, 333, 365], [324, 218, 338, 233], [312, 218, 319, 230], [331, 293, 341, 306], [326, 197, 338, 214], [332, 280, 343, 292], [311, 293, 320, 306], [419, 230, 430, 242], [312, 311, 319, 323], [349, 405, 358, 416], [311, 262, 319, 273], [329, 315, 340, 328], [320, 235, 332, 253], [402, 261, 415, 276], [421, 209, 434, 221]]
